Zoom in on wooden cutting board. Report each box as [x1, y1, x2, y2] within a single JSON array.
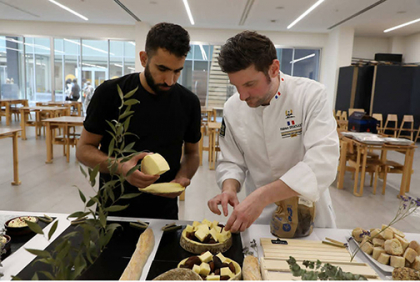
[[260, 238, 380, 280]]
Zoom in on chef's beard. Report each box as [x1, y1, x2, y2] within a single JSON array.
[[144, 64, 173, 95]]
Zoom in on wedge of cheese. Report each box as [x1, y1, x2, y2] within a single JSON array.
[[140, 183, 185, 194], [141, 153, 170, 175]]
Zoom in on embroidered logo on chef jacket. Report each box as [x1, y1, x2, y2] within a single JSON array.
[[275, 91, 281, 100], [280, 109, 302, 138], [220, 118, 226, 137]]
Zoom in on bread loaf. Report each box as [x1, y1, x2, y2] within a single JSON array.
[[391, 256, 406, 268], [370, 228, 384, 240], [384, 239, 403, 256], [361, 242, 374, 255], [410, 241, 420, 255], [404, 248, 419, 263], [412, 256, 420, 271], [372, 238, 385, 247], [377, 253, 390, 265], [395, 235, 410, 251], [372, 247, 386, 260], [120, 228, 155, 280], [243, 256, 262, 280]]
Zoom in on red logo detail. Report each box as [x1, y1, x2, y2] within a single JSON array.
[[281, 78, 284, 81], [278, 91, 281, 96]]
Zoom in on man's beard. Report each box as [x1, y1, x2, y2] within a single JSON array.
[[144, 65, 174, 95]]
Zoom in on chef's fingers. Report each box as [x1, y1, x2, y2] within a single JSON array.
[[229, 218, 244, 233], [225, 212, 237, 231], [229, 196, 240, 208], [221, 193, 232, 217], [207, 195, 222, 215]]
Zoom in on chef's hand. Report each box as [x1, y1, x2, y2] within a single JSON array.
[[120, 152, 160, 188], [224, 191, 266, 233], [208, 186, 239, 217]]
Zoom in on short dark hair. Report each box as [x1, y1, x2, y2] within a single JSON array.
[[145, 22, 190, 58], [218, 31, 277, 75]]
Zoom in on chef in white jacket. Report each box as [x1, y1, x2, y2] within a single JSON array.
[[208, 31, 339, 233]]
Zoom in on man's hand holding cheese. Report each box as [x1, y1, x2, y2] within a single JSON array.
[[208, 31, 339, 232]]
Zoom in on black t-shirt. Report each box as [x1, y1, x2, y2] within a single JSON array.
[[84, 73, 201, 219], [71, 84, 80, 100]]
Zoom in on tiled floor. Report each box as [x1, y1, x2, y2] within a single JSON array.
[[1, 118, 419, 234]]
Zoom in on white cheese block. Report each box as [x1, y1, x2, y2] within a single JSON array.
[[195, 228, 210, 242], [207, 275, 221, 280], [220, 267, 234, 278], [192, 264, 200, 274], [199, 251, 213, 263], [212, 220, 219, 228], [199, 262, 211, 276], [210, 228, 219, 242], [202, 219, 212, 227], [185, 225, 194, 233], [141, 153, 170, 175], [216, 253, 228, 263]]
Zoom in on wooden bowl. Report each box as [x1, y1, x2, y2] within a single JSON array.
[[5, 216, 39, 236], [180, 229, 232, 254], [177, 256, 242, 280]]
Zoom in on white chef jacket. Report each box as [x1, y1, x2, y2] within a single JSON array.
[[216, 71, 339, 228]]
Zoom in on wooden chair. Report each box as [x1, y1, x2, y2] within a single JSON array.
[[383, 114, 399, 137], [398, 115, 417, 141], [335, 110, 342, 121], [415, 126, 420, 143], [372, 113, 383, 134], [349, 108, 365, 116]]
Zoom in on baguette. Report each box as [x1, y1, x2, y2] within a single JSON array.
[[243, 255, 262, 280], [120, 228, 155, 280]]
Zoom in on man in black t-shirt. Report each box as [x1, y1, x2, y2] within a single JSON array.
[[76, 23, 201, 219]]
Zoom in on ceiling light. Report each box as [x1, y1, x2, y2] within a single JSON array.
[[114, 64, 123, 68], [198, 44, 207, 60], [82, 63, 107, 69], [290, 53, 315, 64], [49, 0, 88, 21], [128, 67, 136, 71], [182, 0, 195, 25], [287, 0, 324, 29], [0, 46, 21, 52], [384, 18, 420, 33], [129, 42, 135, 46]]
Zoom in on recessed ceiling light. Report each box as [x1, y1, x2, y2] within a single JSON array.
[[276, 6, 284, 10], [182, 0, 195, 25], [150, 1, 157, 4], [384, 17, 420, 33], [49, 0, 88, 21], [397, 11, 406, 14], [287, 0, 325, 29], [270, 20, 276, 23]]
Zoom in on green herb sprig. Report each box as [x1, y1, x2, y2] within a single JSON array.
[[19, 85, 141, 280]]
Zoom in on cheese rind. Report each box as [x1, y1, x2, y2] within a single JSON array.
[[141, 153, 170, 175]]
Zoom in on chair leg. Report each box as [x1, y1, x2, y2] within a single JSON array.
[[370, 172, 373, 187], [373, 167, 379, 195], [382, 167, 388, 195]]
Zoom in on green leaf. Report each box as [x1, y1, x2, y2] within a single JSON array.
[[56, 241, 71, 262], [117, 85, 124, 109], [108, 138, 115, 157], [31, 273, 39, 280], [89, 164, 100, 186], [78, 188, 86, 203], [79, 165, 87, 178], [126, 164, 141, 177], [123, 99, 140, 106], [123, 115, 132, 133], [25, 220, 44, 235], [119, 110, 135, 120], [67, 211, 88, 219], [123, 142, 136, 153], [62, 231, 79, 240], [99, 211, 106, 229], [38, 271, 55, 280], [105, 205, 129, 212], [71, 255, 87, 279], [25, 248, 51, 258], [120, 193, 141, 199], [105, 120, 116, 134], [48, 221, 58, 240], [124, 86, 138, 99], [86, 196, 97, 207]]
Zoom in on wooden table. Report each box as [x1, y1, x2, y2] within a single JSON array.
[[43, 116, 84, 163], [0, 128, 22, 185], [19, 106, 70, 140], [337, 135, 416, 197], [208, 122, 221, 170], [0, 99, 28, 126], [36, 101, 82, 117]]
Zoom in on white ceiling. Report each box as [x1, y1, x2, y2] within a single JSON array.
[[1, 0, 420, 37]]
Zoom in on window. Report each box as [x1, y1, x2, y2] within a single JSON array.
[[81, 39, 108, 90], [0, 36, 25, 100], [276, 47, 320, 81]]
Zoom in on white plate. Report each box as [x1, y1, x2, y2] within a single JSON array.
[[349, 237, 394, 273], [383, 138, 414, 146]]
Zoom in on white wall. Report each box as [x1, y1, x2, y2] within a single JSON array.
[[404, 32, 420, 63], [352, 37, 390, 60]]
